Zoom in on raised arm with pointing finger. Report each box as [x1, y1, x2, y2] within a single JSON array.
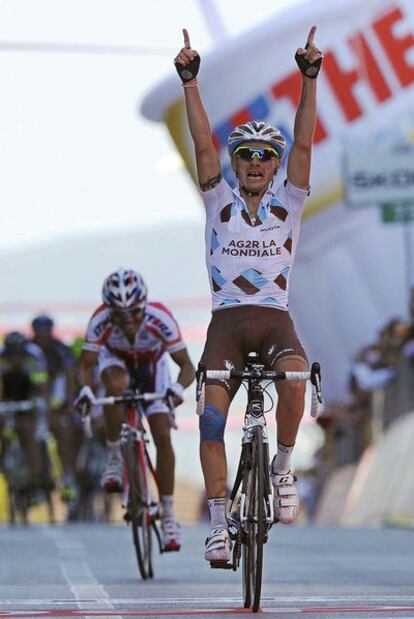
[[175, 28, 323, 565], [175, 29, 221, 191], [288, 25, 322, 189]]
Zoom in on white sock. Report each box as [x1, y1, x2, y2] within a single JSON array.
[[208, 497, 227, 529], [161, 494, 175, 520], [271, 441, 294, 474]]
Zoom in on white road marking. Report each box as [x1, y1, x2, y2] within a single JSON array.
[[42, 528, 122, 619]]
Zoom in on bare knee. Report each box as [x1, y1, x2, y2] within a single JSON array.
[[275, 355, 308, 406], [277, 380, 306, 407], [102, 366, 129, 396]]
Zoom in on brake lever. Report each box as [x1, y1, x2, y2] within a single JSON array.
[[310, 362, 322, 404]]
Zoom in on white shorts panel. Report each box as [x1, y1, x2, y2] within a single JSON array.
[[98, 348, 127, 374], [98, 348, 171, 416]]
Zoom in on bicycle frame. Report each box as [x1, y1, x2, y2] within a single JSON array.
[[245, 371, 274, 525], [121, 401, 160, 524], [236, 408, 274, 528]]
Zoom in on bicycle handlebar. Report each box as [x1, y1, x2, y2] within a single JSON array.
[[205, 370, 311, 381], [79, 390, 177, 437], [0, 400, 37, 414], [93, 391, 170, 407], [195, 361, 323, 418]]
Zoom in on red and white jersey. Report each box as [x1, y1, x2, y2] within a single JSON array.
[[82, 301, 185, 367]]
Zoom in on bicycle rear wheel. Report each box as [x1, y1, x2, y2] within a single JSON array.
[[242, 426, 265, 612], [4, 440, 29, 525], [125, 434, 153, 580]]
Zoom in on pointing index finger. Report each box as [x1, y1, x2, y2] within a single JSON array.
[[183, 28, 191, 49], [306, 25, 317, 48]]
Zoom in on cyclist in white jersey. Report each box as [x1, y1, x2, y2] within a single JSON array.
[[75, 268, 195, 551], [175, 27, 323, 562]]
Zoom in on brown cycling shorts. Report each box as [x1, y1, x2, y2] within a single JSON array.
[[200, 305, 307, 400]]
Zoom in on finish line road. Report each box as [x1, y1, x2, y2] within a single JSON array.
[[1, 524, 414, 618]]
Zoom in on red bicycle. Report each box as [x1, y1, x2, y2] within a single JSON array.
[[83, 389, 175, 580]]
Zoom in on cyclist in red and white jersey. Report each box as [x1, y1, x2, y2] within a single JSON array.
[[76, 268, 195, 550], [175, 27, 322, 562]]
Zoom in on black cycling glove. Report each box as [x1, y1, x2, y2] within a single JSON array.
[[295, 48, 322, 79], [175, 55, 201, 84]]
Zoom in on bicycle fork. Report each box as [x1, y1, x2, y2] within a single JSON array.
[[121, 422, 143, 509], [225, 419, 273, 572], [239, 418, 274, 526]]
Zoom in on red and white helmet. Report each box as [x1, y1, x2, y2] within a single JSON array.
[[102, 268, 147, 310], [227, 121, 286, 159]]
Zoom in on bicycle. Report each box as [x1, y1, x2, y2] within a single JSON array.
[[0, 399, 55, 525], [69, 415, 110, 523], [195, 352, 322, 612], [82, 389, 175, 580]]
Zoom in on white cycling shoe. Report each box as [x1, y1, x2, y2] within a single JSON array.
[[101, 452, 123, 493], [271, 470, 299, 524], [204, 527, 231, 563], [161, 518, 181, 552]]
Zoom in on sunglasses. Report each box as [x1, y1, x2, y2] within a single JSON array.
[[111, 307, 145, 321], [234, 146, 279, 161]]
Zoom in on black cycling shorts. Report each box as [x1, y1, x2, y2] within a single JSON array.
[[200, 305, 307, 400]]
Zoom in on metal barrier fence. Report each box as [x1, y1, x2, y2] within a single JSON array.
[[325, 356, 414, 469], [375, 357, 414, 437]]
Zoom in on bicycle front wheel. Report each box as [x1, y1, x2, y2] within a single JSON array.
[[125, 435, 153, 580], [242, 425, 266, 612]]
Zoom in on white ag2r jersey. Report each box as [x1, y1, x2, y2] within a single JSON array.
[[203, 177, 309, 311]]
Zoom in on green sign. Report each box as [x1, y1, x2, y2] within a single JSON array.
[[381, 201, 414, 223]]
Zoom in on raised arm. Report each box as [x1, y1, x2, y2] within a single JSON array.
[[287, 26, 323, 190], [175, 29, 221, 191]]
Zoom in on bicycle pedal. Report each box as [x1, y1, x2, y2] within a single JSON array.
[[210, 560, 233, 570], [228, 525, 238, 540]]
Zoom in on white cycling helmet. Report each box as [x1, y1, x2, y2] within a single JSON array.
[[228, 121, 286, 159], [102, 268, 147, 310]]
